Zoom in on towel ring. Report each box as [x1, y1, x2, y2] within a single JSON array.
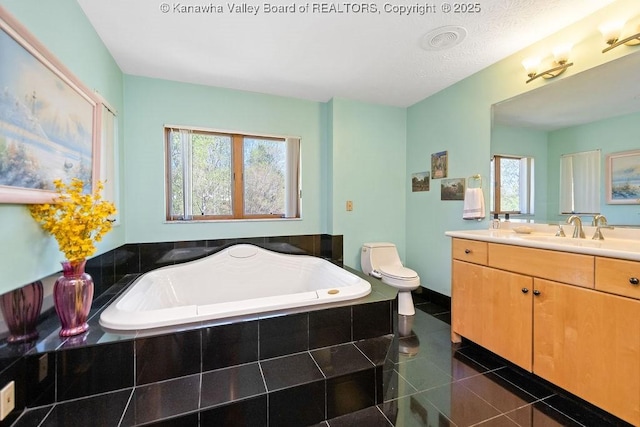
[[467, 174, 482, 189]]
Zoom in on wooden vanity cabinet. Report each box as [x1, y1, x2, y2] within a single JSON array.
[[451, 238, 640, 425]]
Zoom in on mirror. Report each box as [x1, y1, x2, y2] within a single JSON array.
[[492, 51, 640, 225]]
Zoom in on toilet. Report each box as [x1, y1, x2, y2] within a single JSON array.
[[361, 242, 420, 316]]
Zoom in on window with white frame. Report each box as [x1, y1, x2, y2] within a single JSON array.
[[165, 127, 301, 221], [490, 154, 534, 215]]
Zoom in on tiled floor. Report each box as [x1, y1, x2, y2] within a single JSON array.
[[319, 296, 633, 427]]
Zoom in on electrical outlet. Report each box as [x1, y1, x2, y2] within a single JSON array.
[[0, 381, 15, 421], [346, 200, 353, 211], [38, 354, 48, 383]]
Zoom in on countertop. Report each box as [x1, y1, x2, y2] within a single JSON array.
[[445, 223, 640, 262]]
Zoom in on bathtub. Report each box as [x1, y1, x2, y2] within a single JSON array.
[[99, 244, 371, 330]]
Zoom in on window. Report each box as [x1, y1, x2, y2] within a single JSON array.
[[165, 127, 301, 221], [559, 150, 600, 214], [490, 155, 534, 215], [99, 100, 119, 223]]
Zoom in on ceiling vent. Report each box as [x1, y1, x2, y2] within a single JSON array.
[[420, 26, 467, 51]]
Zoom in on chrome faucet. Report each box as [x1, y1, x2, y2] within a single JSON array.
[[567, 215, 585, 238], [592, 215, 613, 240]]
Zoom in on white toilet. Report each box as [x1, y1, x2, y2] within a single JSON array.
[[361, 242, 420, 316]]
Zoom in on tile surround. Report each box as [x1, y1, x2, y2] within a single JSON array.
[[1, 234, 399, 426]]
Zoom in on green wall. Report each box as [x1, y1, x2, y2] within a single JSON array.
[[0, 0, 125, 294], [328, 99, 407, 267]]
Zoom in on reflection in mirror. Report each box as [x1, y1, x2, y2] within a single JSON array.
[[559, 150, 600, 215], [490, 155, 534, 216], [491, 51, 640, 225]]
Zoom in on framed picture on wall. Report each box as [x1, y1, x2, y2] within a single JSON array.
[[441, 178, 465, 201], [431, 151, 448, 179], [606, 149, 640, 204], [0, 7, 101, 204], [411, 172, 430, 192]]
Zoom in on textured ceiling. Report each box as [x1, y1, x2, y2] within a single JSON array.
[[77, 0, 617, 107]]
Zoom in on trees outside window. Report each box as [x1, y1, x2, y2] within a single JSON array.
[[166, 128, 300, 221], [490, 155, 534, 215]]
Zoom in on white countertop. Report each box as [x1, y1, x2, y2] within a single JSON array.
[[445, 223, 640, 262]]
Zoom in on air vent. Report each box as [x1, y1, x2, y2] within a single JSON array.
[[420, 25, 467, 51]]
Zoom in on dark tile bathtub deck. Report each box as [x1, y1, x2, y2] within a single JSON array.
[[7, 267, 398, 427]]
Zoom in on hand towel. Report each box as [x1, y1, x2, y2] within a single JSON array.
[[463, 188, 485, 220]]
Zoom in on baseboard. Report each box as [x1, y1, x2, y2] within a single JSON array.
[[412, 287, 451, 310]]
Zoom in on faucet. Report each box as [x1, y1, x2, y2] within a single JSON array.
[[553, 223, 566, 237], [592, 215, 613, 240], [567, 215, 585, 238]]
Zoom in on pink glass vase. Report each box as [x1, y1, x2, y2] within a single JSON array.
[[54, 260, 94, 337], [0, 281, 43, 343]]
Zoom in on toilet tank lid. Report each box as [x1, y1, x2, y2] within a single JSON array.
[[379, 265, 418, 279], [363, 242, 396, 248]]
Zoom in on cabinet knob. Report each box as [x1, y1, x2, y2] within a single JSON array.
[[533, 289, 541, 296], [464, 249, 471, 254], [521, 288, 529, 294], [630, 277, 639, 285]]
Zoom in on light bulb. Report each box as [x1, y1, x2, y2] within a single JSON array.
[[598, 21, 624, 44], [522, 58, 540, 77], [552, 44, 573, 64]]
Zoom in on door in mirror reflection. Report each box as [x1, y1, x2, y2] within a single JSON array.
[[559, 149, 601, 214]]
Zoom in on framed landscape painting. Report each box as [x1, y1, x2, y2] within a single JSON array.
[[0, 7, 100, 203], [411, 172, 430, 192], [606, 150, 640, 204], [431, 151, 448, 179]]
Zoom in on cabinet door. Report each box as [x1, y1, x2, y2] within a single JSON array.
[[482, 268, 533, 371], [452, 261, 533, 370], [452, 260, 484, 344], [533, 279, 640, 426]]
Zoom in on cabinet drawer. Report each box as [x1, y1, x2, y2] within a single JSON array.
[[595, 257, 640, 300], [452, 238, 487, 265], [488, 243, 594, 288]]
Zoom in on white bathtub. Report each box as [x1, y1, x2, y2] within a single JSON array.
[[99, 244, 371, 330]]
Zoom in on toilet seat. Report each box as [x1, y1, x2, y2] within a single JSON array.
[[379, 265, 418, 280], [378, 265, 420, 290]]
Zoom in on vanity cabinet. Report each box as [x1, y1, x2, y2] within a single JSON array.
[[451, 238, 640, 425]]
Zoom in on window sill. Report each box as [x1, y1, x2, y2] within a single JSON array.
[[164, 217, 302, 224]]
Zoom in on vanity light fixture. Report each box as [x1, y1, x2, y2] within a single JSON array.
[[600, 20, 640, 53], [523, 44, 574, 84]]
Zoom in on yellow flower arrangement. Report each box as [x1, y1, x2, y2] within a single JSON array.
[[28, 178, 117, 263]]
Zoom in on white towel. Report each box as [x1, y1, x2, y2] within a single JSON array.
[[463, 188, 485, 220]]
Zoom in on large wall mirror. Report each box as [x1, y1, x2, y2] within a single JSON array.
[[491, 50, 640, 226]]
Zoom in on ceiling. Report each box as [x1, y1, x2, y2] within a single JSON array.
[[77, 0, 617, 107]]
